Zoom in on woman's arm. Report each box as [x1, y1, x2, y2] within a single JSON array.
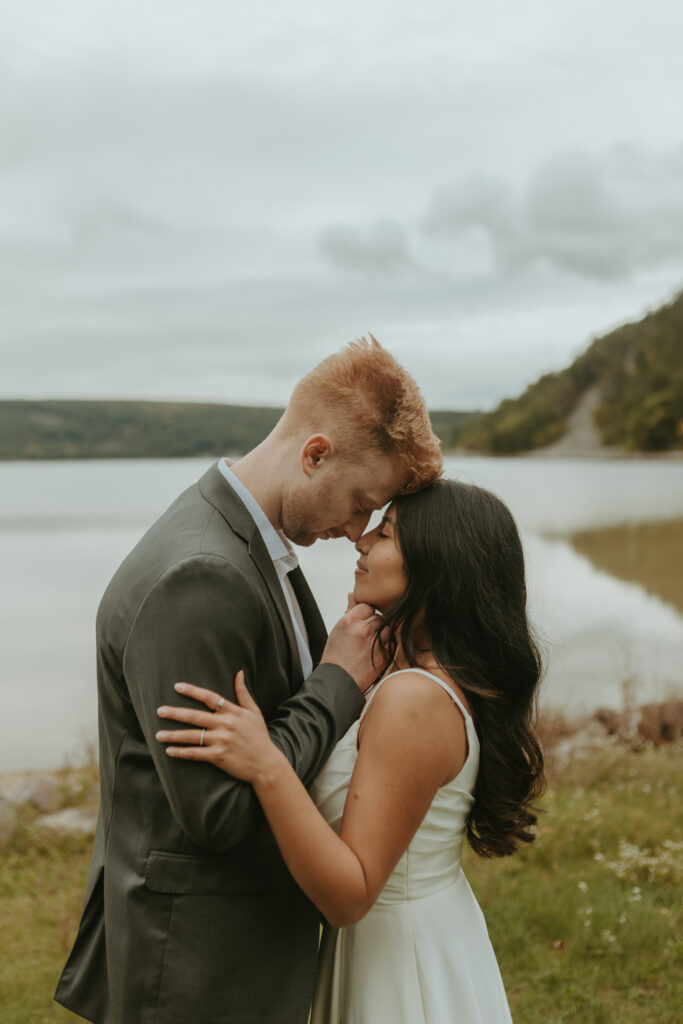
[[125, 558, 372, 851], [157, 670, 467, 926]]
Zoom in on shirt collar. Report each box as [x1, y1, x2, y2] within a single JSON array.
[[218, 459, 299, 571]]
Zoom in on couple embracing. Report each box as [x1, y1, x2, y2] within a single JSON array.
[[56, 338, 544, 1023]]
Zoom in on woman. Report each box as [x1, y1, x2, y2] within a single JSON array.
[[156, 479, 545, 1022]]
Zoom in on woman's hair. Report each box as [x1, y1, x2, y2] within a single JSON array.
[[280, 335, 442, 492], [380, 478, 545, 858]]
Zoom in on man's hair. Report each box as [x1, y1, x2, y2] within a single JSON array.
[[281, 336, 442, 492]]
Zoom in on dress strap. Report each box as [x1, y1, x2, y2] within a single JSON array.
[[360, 667, 472, 723]]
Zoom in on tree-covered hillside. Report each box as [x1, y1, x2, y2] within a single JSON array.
[[463, 291, 683, 454], [0, 401, 283, 460], [0, 400, 480, 460]]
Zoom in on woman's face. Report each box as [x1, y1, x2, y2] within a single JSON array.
[[353, 505, 407, 614]]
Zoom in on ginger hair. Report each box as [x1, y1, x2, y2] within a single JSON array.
[[280, 336, 442, 493]]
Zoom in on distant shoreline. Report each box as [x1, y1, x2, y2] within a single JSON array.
[[2, 398, 680, 461], [2, 447, 682, 463]]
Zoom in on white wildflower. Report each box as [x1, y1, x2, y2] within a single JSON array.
[[601, 839, 683, 884]]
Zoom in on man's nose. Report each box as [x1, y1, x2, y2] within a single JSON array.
[[355, 529, 370, 552], [343, 512, 372, 543]]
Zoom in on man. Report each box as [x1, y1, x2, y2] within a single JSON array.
[[55, 337, 442, 1023]]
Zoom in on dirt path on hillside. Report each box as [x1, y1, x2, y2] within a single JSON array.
[[531, 385, 623, 458]]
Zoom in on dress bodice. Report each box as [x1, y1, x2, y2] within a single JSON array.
[[309, 669, 480, 906]]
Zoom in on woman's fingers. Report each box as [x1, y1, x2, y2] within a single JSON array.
[[157, 705, 228, 727], [173, 681, 226, 711], [156, 728, 206, 745], [165, 745, 214, 761], [234, 671, 258, 711]]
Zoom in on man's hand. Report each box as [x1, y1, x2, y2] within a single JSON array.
[[320, 603, 387, 693]]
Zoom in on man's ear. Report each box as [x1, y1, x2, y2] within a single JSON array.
[[300, 434, 333, 476]]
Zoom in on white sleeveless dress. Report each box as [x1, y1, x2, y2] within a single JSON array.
[[308, 668, 513, 1024]]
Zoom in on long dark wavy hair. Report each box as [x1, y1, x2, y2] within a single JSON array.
[[378, 478, 545, 858]]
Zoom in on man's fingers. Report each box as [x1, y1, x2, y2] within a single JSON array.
[[345, 601, 377, 620]]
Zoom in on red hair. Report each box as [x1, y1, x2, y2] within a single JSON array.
[[282, 336, 442, 492]]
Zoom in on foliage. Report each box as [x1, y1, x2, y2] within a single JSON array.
[[426, 409, 483, 449], [463, 372, 579, 453], [0, 400, 284, 460], [464, 290, 683, 454], [0, 401, 480, 460]]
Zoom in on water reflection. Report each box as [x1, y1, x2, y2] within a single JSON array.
[[568, 519, 683, 616], [1, 456, 682, 770], [521, 532, 683, 713]]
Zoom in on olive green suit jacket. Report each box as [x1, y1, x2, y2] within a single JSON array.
[[55, 463, 364, 1023]]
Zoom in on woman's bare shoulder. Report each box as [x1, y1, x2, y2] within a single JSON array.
[[367, 668, 471, 717], [358, 669, 468, 780]]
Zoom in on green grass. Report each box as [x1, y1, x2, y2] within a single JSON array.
[[466, 740, 682, 1023], [0, 822, 91, 1022], [1, 742, 681, 1023]]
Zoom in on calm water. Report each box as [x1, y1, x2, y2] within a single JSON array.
[[1, 456, 682, 771]]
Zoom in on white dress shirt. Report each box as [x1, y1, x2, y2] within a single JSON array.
[[218, 459, 313, 679]]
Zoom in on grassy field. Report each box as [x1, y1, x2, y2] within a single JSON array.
[[1, 740, 681, 1023], [466, 739, 682, 1023]]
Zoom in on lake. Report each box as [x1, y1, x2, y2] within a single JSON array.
[[1, 456, 682, 771]]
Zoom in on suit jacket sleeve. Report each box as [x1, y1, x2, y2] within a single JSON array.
[[122, 554, 363, 852]]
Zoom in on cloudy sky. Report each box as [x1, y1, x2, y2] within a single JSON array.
[[3, 0, 683, 410]]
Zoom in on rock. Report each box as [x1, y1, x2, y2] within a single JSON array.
[[593, 700, 683, 746], [0, 797, 18, 849], [637, 701, 683, 744], [11, 775, 61, 812], [34, 807, 98, 836]]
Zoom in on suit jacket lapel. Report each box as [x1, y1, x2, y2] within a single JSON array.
[[198, 464, 304, 687]]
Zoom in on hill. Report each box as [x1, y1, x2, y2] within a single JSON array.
[[463, 291, 683, 454], [0, 400, 481, 460], [0, 400, 283, 460]]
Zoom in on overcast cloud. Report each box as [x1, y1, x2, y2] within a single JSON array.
[[2, 0, 683, 409]]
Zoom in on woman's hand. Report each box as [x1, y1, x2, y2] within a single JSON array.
[[156, 671, 284, 783]]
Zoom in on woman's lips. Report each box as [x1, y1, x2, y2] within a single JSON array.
[[354, 560, 369, 575]]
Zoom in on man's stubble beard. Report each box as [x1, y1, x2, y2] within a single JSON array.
[[281, 489, 325, 547]]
